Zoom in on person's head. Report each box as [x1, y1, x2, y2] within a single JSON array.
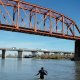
[[41, 67, 44, 70]]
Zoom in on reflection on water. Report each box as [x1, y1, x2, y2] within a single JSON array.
[[0, 58, 80, 80], [1, 59, 5, 68], [17, 58, 22, 70], [75, 61, 80, 80]]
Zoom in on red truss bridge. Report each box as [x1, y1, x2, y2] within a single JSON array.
[[0, 0, 80, 40]]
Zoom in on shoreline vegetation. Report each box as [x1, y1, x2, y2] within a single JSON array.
[[33, 54, 74, 60], [0, 54, 74, 60]]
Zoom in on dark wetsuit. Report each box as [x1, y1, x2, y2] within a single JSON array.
[[38, 69, 47, 79]]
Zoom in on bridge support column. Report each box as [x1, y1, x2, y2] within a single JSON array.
[[32, 51, 37, 57], [2, 50, 6, 59], [18, 50, 23, 58], [44, 52, 49, 55], [74, 40, 80, 61]]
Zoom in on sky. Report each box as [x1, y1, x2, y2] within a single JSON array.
[[0, 0, 80, 52]]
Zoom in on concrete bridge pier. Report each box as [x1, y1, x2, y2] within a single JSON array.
[[2, 50, 6, 59], [18, 50, 23, 58], [44, 52, 49, 55], [32, 51, 37, 57], [75, 40, 80, 61]]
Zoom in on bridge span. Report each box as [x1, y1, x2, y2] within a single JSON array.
[[0, 0, 79, 60], [0, 48, 73, 59]]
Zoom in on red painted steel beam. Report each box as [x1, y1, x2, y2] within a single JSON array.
[[0, 23, 80, 40], [0, 0, 79, 40], [0, 0, 77, 26]]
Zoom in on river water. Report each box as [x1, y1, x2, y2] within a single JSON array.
[[0, 58, 80, 80]]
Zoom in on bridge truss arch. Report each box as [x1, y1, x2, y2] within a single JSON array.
[[0, 0, 80, 40]]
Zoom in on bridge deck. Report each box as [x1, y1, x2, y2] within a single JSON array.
[[0, 24, 80, 40]]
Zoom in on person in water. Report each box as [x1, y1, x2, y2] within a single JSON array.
[[36, 67, 48, 79]]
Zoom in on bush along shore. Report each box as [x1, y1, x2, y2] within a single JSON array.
[[33, 54, 74, 60]]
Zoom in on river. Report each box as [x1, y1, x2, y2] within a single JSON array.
[[0, 58, 80, 80]]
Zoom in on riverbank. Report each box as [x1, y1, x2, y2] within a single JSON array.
[[33, 54, 74, 59], [0, 53, 74, 59]]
